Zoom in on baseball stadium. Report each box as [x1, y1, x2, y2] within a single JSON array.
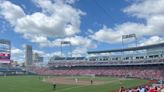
[[0, 0, 164, 92], [0, 38, 164, 92]]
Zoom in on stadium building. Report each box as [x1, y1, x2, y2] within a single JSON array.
[[0, 39, 11, 67], [25, 45, 33, 66], [45, 42, 164, 80], [33, 52, 44, 63], [0, 39, 25, 75]]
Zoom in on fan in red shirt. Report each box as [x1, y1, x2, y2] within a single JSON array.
[[149, 87, 155, 92]]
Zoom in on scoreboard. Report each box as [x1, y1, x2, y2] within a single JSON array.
[[0, 39, 11, 63]]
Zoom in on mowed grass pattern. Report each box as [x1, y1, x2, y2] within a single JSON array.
[[0, 76, 148, 92]]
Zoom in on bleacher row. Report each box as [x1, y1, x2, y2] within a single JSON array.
[[27, 67, 164, 80], [48, 59, 164, 67]]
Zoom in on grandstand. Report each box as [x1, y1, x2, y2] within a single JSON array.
[[26, 42, 164, 80], [48, 42, 164, 65], [23, 42, 164, 92]]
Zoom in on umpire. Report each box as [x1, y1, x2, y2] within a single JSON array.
[[53, 82, 56, 91]]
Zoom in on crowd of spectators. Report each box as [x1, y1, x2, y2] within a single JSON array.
[[26, 65, 164, 92], [26, 66, 164, 80], [25, 57, 164, 92], [119, 85, 164, 92]]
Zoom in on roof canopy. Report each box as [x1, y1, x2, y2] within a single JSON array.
[[88, 42, 164, 54]]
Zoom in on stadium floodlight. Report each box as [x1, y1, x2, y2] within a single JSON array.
[[122, 34, 138, 49], [122, 34, 136, 39], [60, 41, 72, 57], [122, 34, 138, 56], [61, 41, 71, 44]]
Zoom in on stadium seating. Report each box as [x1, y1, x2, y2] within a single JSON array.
[[48, 59, 164, 67], [26, 66, 164, 80]]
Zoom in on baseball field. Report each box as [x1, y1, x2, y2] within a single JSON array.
[[0, 76, 148, 92]]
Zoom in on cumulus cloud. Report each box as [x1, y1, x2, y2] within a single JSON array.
[[11, 47, 24, 62], [22, 35, 96, 49], [139, 36, 164, 46], [46, 51, 62, 58], [51, 36, 97, 48], [72, 47, 87, 57], [90, 23, 146, 44], [33, 50, 61, 57], [147, 15, 164, 35], [90, 26, 121, 43], [123, 0, 164, 19], [11, 47, 63, 62], [33, 50, 62, 61], [90, 0, 164, 45], [0, 0, 86, 44], [0, 0, 92, 56], [11, 47, 24, 55], [16, 0, 85, 38], [0, 1, 25, 25]]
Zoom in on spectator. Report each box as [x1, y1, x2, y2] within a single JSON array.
[[119, 86, 125, 92]]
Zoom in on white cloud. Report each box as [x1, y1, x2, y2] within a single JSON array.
[[23, 34, 50, 47], [11, 47, 24, 62], [22, 35, 96, 49], [33, 50, 61, 57], [147, 15, 164, 35], [51, 36, 97, 48], [90, 0, 164, 45], [44, 36, 97, 57], [45, 51, 62, 57], [0, 0, 94, 56], [123, 0, 164, 19], [0, 1, 25, 25], [0, 0, 92, 59], [139, 36, 164, 46], [0, 0, 86, 46], [90, 23, 146, 44], [72, 47, 87, 57], [11, 47, 24, 55], [64, 0, 77, 4], [90, 26, 121, 43], [20, 0, 85, 37], [123, 0, 164, 36], [11, 47, 63, 62]]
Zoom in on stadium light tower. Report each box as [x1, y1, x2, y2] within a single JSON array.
[[122, 34, 138, 56], [60, 41, 72, 57], [122, 34, 138, 49]]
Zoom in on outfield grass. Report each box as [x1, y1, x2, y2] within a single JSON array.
[[0, 76, 148, 92]]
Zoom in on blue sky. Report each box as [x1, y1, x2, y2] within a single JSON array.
[[0, 0, 164, 62]]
